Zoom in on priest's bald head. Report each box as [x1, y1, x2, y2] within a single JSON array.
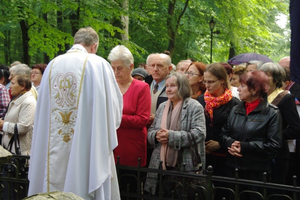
[[74, 27, 99, 54]]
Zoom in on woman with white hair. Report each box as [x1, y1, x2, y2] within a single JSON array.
[[108, 45, 151, 166], [259, 62, 300, 185]]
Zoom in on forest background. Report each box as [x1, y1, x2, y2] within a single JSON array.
[[0, 0, 290, 67]]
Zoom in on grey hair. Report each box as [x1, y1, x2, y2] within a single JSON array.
[[10, 64, 31, 77], [107, 45, 134, 68], [166, 72, 191, 99], [246, 60, 264, 69], [146, 53, 172, 67], [258, 62, 286, 88], [176, 60, 192, 70], [74, 27, 99, 47]]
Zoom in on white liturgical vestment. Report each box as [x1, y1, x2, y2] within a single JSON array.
[[28, 44, 123, 200]]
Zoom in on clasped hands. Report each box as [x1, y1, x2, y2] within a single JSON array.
[[156, 128, 169, 144], [228, 141, 243, 157]]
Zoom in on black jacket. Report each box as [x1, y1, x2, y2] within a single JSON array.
[[197, 94, 240, 154], [219, 97, 282, 172], [274, 93, 300, 160]]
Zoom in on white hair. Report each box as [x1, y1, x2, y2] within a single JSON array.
[[107, 45, 134, 68]]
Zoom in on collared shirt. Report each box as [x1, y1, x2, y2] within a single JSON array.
[[151, 79, 166, 93]]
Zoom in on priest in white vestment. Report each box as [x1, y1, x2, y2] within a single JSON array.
[[28, 27, 122, 200]]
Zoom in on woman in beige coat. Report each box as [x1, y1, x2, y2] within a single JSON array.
[[0, 74, 36, 155]]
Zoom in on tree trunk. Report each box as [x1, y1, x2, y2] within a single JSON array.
[[167, 0, 189, 57], [43, 13, 50, 63], [228, 41, 236, 61], [121, 0, 129, 41], [20, 20, 30, 65], [69, 0, 80, 37]]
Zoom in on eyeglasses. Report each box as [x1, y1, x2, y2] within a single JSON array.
[[203, 80, 219, 85], [185, 71, 201, 77], [31, 72, 41, 75], [148, 64, 165, 70]]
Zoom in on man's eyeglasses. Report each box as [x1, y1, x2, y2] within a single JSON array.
[[185, 71, 201, 77]]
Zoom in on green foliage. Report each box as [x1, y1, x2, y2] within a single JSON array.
[[0, 0, 290, 66]]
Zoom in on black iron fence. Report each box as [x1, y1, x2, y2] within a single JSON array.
[[0, 155, 300, 200]]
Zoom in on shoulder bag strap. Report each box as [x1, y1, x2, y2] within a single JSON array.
[[187, 134, 202, 169], [7, 124, 21, 155]]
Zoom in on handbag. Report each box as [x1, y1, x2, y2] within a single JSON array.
[[3, 124, 28, 176], [164, 134, 206, 200], [184, 133, 207, 199]]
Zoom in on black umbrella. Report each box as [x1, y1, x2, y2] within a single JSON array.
[[228, 53, 273, 65]]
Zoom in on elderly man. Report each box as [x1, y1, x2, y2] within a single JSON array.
[[28, 27, 122, 200], [146, 53, 173, 124]]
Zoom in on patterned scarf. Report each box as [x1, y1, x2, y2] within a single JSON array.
[[204, 89, 232, 126]]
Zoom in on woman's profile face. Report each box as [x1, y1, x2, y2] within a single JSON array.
[[31, 68, 42, 86], [166, 76, 180, 102], [111, 60, 132, 84], [237, 83, 252, 102], [9, 76, 24, 97], [203, 71, 224, 97], [231, 74, 240, 87]]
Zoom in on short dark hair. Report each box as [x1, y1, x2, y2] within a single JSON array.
[[15, 74, 32, 91], [0, 64, 10, 85], [240, 71, 269, 100]]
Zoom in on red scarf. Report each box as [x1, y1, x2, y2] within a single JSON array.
[[204, 89, 232, 125], [245, 98, 260, 115]]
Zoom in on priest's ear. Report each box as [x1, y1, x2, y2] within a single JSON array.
[[90, 43, 98, 54]]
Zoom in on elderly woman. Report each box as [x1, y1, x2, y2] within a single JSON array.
[[9, 64, 38, 100], [185, 62, 206, 99], [108, 45, 151, 167], [259, 62, 300, 185], [0, 74, 36, 155], [144, 72, 206, 197], [219, 70, 282, 198], [31, 63, 47, 92]]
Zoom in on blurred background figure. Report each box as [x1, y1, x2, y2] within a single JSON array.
[[221, 63, 240, 100], [231, 65, 246, 87], [131, 67, 148, 81], [0, 64, 11, 89], [0, 65, 10, 118], [138, 62, 146, 69], [31, 63, 47, 92], [259, 62, 300, 186], [176, 59, 192, 74], [185, 61, 206, 99], [245, 60, 264, 72]]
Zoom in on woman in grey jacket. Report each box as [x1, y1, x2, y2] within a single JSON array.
[[144, 72, 206, 197]]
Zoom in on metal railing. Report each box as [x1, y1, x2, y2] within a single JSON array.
[[0, 155, 299, 200]]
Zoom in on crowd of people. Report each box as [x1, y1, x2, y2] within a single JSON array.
[[0, 26, 300, 200]]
